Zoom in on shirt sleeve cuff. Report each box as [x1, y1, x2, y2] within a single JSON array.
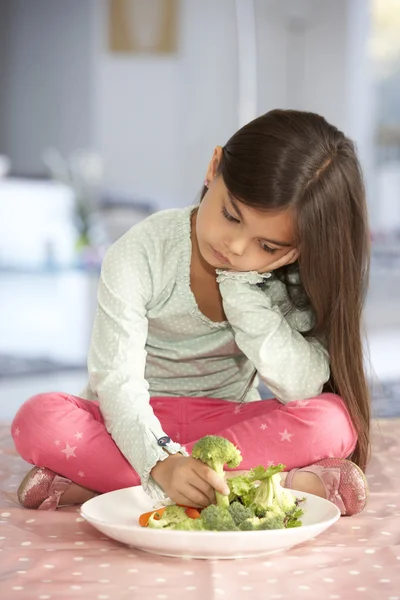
[[216, 269, 272, 285]]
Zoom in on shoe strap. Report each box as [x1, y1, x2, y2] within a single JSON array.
[[285, 465, 346, 514], [37, 475, 72, 510]]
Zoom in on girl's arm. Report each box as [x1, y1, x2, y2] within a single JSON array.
[[216, 270, 330, 402], [88, 235, 187, 502]]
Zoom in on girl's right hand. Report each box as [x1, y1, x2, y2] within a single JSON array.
[[150, 454, 230, 508]]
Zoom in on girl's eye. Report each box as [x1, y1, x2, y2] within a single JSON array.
[[260, 242, 277, 254], [222, 205, 277, 254], [221, 206, 240, 223]]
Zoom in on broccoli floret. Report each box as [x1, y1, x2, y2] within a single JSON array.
[[238, 511, 285, 531], [201, 504, 239, 531], [191, 436, 242, 507], [172, 518, 205, 531], [147, 505, 190, 529], [227, 501, 255, 526], [257, 511, 285, 530], [270, 473, 297, 513], [238, 516, 262, 531], [252, 477, 274, 510]]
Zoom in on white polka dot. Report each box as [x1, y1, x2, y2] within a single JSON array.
[[98, 564, 110, 568], [75, 517, 85, 522], [1, 512, 10, 517], [98, 580, 109, 584], [21, 541, 31, 546], [186, 588, 196, 592], [156, 578, 166, 583], [380, 531, 391, 536], [73, 557, 84, 561], [43, 565, 54, 569], [379, 580, 391, 583], [324, 578, 334, 583], [98, 596, 110, 600], [184, 571, 194, 575], [26, 519, 35, 523], [39, 596, 51, 599], [74, 541, 85, 546], [365, 549, 375, 554], [299, 586, 310, 590], [16, 571, 26, 575], [70, 586, 82, 590], [19, 558, 29, 562], [241, 587, 253, 591], [293, 571, 305, 575], [72, 572, 82, 576], [12, 587, 24, 591], [349, 571, 360, 575]]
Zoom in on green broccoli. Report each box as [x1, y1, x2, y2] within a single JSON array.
[[228, 464, 285, 503], [238, 516, 262, 531], [257, 511, 285, 530], [172, 518, 205, 531], [252, 477, 274, 511], [227, 501, 255, 526], [270, 473, 297, 513], [201, 504, 239, 531], [191, 436, 242, 507], [147, 505, 191, 530]]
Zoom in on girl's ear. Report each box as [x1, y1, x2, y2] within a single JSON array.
[[205, 146, 223, 185]]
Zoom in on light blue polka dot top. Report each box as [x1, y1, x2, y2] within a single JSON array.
[[80, 206, 330, 500]]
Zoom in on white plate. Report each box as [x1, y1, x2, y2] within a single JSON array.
[[81, 486, 340, 559]]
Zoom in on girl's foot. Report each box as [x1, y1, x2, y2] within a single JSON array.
[[17, 467, 97, 510], [284, 458, 368, 516]]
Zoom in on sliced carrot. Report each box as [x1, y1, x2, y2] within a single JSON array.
[[138, 507, 166, 527], [185, 507, 201, 519]]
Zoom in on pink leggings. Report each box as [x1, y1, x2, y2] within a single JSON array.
[[11, 392, 357, 494]]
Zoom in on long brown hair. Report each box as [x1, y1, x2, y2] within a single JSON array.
[[200, 109, 370, 471]]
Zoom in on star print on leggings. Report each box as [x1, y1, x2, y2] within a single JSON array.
[[61, 442, 77, 459]]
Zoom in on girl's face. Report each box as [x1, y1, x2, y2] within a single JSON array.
[[195, 150, 296, 273]]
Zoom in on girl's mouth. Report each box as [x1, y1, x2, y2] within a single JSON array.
[[210, 246, 231, 265]]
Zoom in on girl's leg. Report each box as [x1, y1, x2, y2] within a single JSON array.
[[11, 392, 143, 496], [184, 393, 357, 468], [183, 393, 358, 497]]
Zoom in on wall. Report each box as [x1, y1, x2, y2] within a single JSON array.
[[96, 0, 239, 207], [1, 0, 97, 175], [0, 0, 374, 211]]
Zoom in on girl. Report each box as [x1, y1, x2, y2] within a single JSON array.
[[13, 109, 370, 515]]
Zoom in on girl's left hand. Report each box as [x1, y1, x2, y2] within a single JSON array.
[[258, 248, 299, 275]]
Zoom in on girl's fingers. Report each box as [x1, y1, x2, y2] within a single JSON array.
[[172, 492, 203, 509], [193, 461, 230, 496], [182, 483, 214, 508], [189, 469, 217, 505]]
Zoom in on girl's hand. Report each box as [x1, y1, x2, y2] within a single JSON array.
[[150, 454, 230, 508], [258, 248, 299, 275]]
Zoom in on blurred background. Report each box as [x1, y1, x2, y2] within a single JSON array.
[[0, 0, 399, 420]]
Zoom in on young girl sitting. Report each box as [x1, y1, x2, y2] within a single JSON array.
[[13, 109, 370, 515]]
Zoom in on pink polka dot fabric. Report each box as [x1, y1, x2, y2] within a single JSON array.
[[1, 419, 400, 599]]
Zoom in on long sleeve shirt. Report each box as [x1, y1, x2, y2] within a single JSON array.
[[80, 205, 330, 500]]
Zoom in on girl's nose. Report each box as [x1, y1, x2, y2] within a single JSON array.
[[226, 237, 248, 257]]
